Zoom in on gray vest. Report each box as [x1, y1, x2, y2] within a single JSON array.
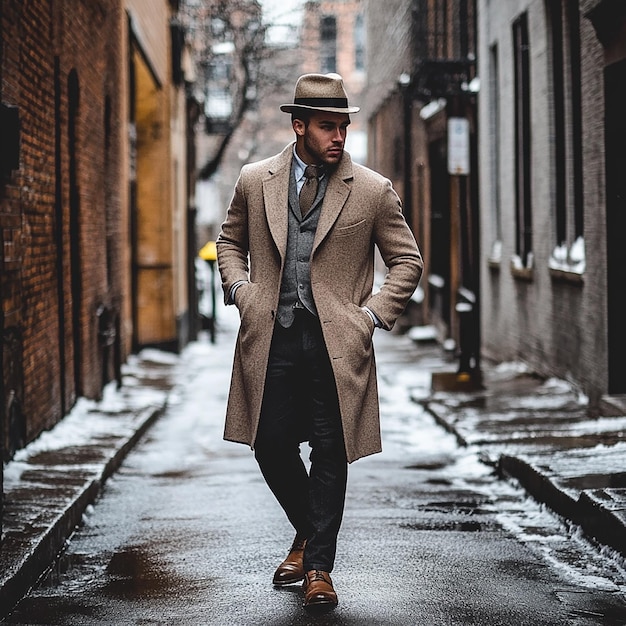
[[276, 162, 328, 328]]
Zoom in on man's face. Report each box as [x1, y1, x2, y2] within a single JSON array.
[[294, 112, 350, 167]]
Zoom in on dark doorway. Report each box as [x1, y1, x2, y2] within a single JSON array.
[[428, 138, 451, 338], [605, 58, 626, 394]]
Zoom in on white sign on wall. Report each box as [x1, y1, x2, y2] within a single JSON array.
[[447, 117, 470, 175]]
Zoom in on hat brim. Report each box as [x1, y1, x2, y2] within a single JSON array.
[[280, 104, 360, 114]]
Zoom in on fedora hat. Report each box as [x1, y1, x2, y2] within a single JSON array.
[[280, 73, 360, 114]]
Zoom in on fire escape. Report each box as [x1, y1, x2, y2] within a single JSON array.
[[405, 0, 481, 388]]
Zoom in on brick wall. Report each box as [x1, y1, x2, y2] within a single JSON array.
[[1, 0, 127, 451], [2, 0, 59, 448], [363, 0, 413, 118], [477, 0, 615, 406]]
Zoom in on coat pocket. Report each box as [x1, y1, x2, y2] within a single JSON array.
[[346, 303, 374, 351], [334, 219, 367, 238]]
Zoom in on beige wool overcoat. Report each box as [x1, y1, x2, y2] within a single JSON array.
[[216, 143, 423, 463]]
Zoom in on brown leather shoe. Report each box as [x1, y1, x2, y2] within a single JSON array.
[[302, 570, 338, 610], [272, 536, 306, 586]]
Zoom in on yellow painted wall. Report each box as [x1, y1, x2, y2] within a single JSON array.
[[125, 0, 190, 348]]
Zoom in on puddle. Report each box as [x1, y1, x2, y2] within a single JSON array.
[[152, 469, 192, 479], [424, 477, 454, 486], [405, 461, 450, 471], [557, 590, 626, 625], [27, 446, 106, 466], [423, 499, 492, 514], [103, 547, 183, 599], [400, 519, 494, 532]]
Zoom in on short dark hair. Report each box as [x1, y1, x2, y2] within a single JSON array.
[[291, 110, 312, 125]]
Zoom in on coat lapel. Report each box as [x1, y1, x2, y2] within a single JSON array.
[[313, 153, 353, 251], [262, 144, 354, 256], [263, 144, 293, 258]]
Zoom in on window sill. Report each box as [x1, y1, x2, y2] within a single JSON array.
[[487, 257, 501, 271], [510, 264, 534, 282], [549, 267, 584, 285]]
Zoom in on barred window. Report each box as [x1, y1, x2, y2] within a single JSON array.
[[320, 15, 337, 74], [547, 0, 584, 272], [512, 13, 532, 268]]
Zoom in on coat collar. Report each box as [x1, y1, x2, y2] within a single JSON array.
[[262, 143, 354, 257]]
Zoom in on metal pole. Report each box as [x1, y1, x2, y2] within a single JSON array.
[[209, 259, 216, 344], [198, 241, 218, 344]]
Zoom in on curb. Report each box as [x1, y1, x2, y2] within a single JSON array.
[[422, 396, 626, 562], [497, 453, 580, 522], [499, 454, 626, 559], [420, 400, 470, 447], [0, 404, 165, 620], [578, 490, 626, 557]]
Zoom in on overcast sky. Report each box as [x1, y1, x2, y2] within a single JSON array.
[[260, 0, 304, 45], [261, 0, 303, 26]]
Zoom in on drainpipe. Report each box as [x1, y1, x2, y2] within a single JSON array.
[[398, 73, 413, 227]]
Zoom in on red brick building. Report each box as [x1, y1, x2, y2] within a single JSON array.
[[365, 0, 478, 358], [0, 0, 195, 462], [1, 0, 124, 457]]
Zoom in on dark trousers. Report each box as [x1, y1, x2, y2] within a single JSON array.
[[254, 308, 348, 572]]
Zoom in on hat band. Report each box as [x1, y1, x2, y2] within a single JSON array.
[[294, 97, 349, 108]]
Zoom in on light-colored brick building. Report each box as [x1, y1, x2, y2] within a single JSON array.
[[477, 0, 626, 410]]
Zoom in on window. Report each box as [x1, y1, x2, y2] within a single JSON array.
[[211, 17, 226, 40], [512, 13, 532, 270], [547, 0, 584, 275], [320, 15, 337, 74], [488, 43, 501, 262], [354, 13, 365, 71]]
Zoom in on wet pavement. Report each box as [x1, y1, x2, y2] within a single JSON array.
[[417, 352, 626, 562], [0, 351, 175, 617], [1, 306, 626, 622]]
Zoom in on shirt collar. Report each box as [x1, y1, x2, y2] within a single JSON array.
[[292, 147, 325, 181], [292, 147, 307, 182]]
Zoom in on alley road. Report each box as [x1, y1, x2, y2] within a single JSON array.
[[4, 311, 626, 625]]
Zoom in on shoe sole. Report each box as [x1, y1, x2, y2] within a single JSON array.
[[303, 599, 338, 612], [273, 576, 305, 586]]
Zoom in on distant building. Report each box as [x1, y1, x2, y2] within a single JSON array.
[[199, 0, 367, 244], [302, 0, 367, 162]]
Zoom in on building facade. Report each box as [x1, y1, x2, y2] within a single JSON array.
[[126, 0, 197, 352], [365, 0, 479, 362], [477, 0, 626, 410], [301, 0, 367, 162], [0, 0, 196, 469]]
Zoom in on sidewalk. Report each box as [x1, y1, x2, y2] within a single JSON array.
[[411, 332, 626, 562], [2, 322, 626, 619], [0, 349, 176, 618]]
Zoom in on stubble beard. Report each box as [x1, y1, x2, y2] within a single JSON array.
[[304, 135, 343, 170]]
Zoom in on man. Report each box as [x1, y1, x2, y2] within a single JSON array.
[[216, 73, 422, 610]]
